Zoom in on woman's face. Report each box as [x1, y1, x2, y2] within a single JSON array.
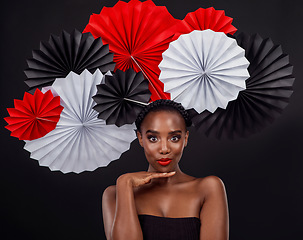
[[137, 110, 189, 172]]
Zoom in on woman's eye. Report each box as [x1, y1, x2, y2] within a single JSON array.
[[170, 135, 181, 142], [147, 135, 158, 142]]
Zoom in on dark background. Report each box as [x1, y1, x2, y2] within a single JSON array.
[[1, 0, 302, 239]]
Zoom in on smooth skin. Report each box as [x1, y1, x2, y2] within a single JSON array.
[[102, 110, 229, 240]]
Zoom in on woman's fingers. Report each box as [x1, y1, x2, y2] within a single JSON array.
[[118, 171, 176, 188], [148, 171, 176, 179]]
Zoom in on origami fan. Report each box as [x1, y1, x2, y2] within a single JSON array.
[[25, 29, 115, 92], [190, 32, 295, 139], [172, 7, 237, 41], [93, 68, 151, 127], [159, 29, 249, 113], [4, 89, 63, 140], [24, 70, 136, 173], [83, 0, 181, 101]]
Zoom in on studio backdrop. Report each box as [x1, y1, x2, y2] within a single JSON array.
[[1, 0, 302, 240]]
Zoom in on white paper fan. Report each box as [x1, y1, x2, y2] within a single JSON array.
[[159, 29, 250, 113], [24, 69, 136, 173]]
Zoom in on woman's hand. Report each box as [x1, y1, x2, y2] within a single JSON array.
[[117, 171, 176, 188]]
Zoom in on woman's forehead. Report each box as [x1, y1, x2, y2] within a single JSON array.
[[141, 110, 186, 132]]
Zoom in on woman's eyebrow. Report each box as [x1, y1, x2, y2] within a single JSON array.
[[145, 130, 182, 134], [168, 130, 182, 134], [146, 130, 159, 134]]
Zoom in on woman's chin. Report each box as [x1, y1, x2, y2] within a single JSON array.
[[153, 164, 176, 173]]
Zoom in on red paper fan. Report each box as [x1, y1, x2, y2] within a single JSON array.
[[4, 89, 63, 140], [83, 0, 181, 101], [172, 7, 237, 41]]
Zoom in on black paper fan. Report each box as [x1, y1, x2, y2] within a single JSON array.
[[24, 29, 115, 92], [190, 32, 295, 139], [93, 68, 151, 127]]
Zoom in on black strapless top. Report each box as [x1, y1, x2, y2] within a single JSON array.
[[138, 214, 201, 240]]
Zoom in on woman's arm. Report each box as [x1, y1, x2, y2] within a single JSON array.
[[102, 185, 116, 240], [199, 175, 229, 240], [102, 171, 175, 240], [111, 175, 144, 240]]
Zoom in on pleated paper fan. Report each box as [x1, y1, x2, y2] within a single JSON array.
[[190, 32, 295, 139], [4, 89, 63, 140], [93, 68, 151, 127], [159, 29, 249, 113], [24, 70, 136, 173], [83, 0, 181, 101], [173, 7, 237, 41], [25, 29, 115, 92]]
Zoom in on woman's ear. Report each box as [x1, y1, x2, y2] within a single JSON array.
[[184, 130, 189, 147], [137, 130, 143, 147]]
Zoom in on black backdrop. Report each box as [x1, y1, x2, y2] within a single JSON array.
[[1, 0, 302, 239]]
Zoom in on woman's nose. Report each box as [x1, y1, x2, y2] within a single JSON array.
[[159, 140, 170, 154]]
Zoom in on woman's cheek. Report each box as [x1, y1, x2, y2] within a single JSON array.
[[143, 143, 157, 158], [172, 142, 183, 152]]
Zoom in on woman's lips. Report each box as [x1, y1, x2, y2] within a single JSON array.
[[157, 158, 172, 166]]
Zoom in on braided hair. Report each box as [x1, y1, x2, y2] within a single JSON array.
[[135, 99, 192, 132]]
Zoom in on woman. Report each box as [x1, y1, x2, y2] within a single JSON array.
[[102, 100, 229, 240]]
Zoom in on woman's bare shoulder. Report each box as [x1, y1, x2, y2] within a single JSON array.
[[103, 185, 117, 201], [198, 175, 224, 184], [195, 175, 226, 196]]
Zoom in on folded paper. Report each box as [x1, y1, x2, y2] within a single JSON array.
[[83, 0, 181, 101], [172, 7, 237, 41], [24, 70, 136, 173], [93, 68, 151, 127], [4, 89, 63, 140], [159, 29, 249, 113], [190, 33, 295, 139], [25, 29, 115, 92]]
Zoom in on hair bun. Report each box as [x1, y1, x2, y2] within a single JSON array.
[[135, 99, 192, 131]]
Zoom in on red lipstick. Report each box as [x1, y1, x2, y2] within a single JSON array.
[[157, 158, 172, 166]]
